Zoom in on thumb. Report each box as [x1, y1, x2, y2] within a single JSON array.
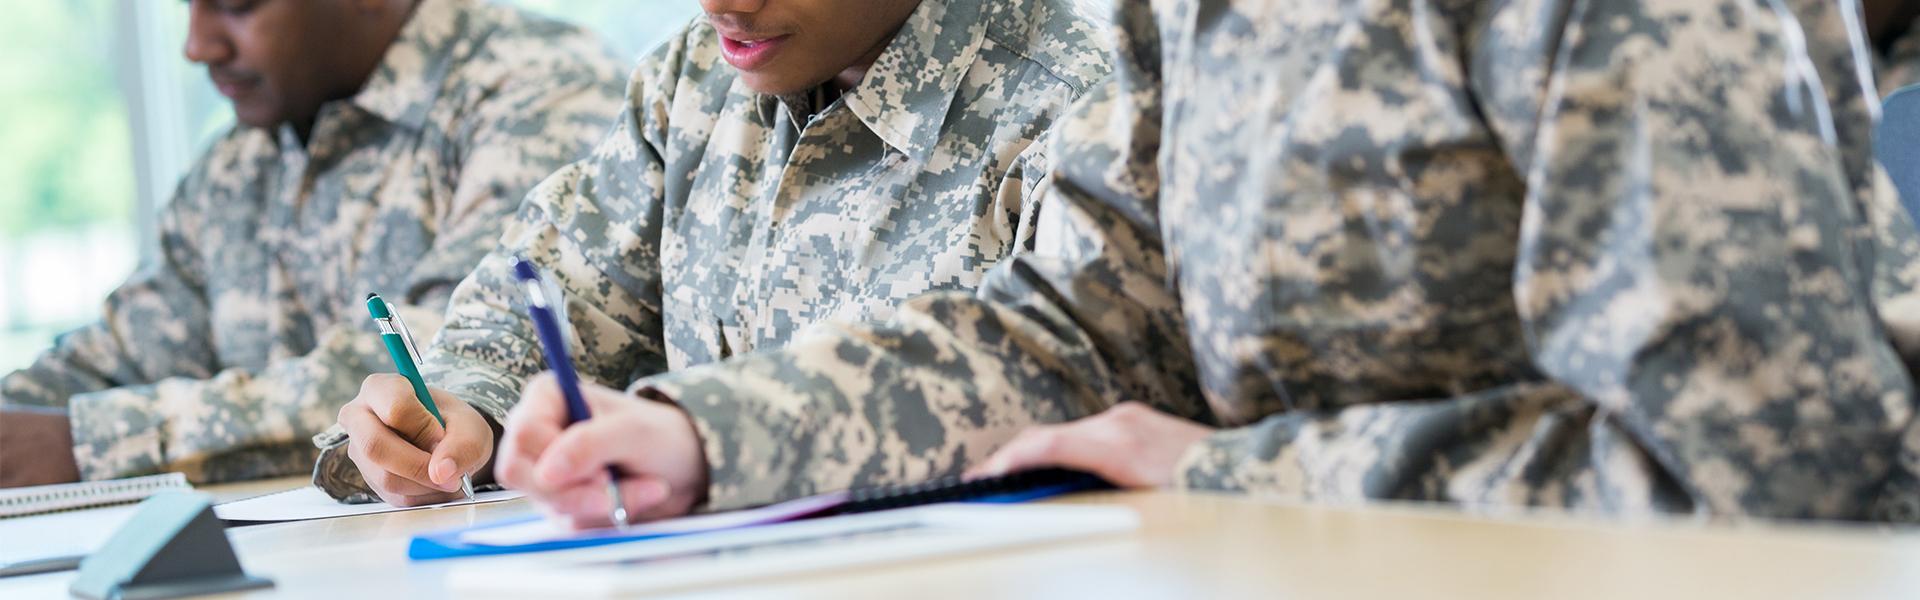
[[428, 401, 493, 489]]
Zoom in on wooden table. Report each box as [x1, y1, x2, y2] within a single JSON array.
[[5, 477, 1920, 599]]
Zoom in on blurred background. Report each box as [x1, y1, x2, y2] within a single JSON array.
[[0, 0, 700, 372]]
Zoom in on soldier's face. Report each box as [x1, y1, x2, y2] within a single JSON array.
[[701, 0, 923, 94], [182, 0, 371, 130]]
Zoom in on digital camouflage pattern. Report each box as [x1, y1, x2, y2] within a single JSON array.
[[0, 0, 625, 484], [629, 0, 1920, 521], [307, 0, 1115, 499]]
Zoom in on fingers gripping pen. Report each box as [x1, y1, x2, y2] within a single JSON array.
[[367, 293, 476, 501], [510, 257, 630, 529]]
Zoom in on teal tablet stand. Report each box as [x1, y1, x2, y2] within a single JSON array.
[[69, 492, 273, 600]]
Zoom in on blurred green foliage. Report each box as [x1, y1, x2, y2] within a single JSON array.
[[0, 0, 133, 236], [0, 1, 696, 239]]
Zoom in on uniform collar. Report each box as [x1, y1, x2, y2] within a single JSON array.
[[839, 0, 987, 164], [348, 0, 476, 130]]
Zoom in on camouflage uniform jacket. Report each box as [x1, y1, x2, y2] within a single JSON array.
[[631, 0, 1920, 520], [308, 0, 1115, 499], [0, 0, 625, 484]]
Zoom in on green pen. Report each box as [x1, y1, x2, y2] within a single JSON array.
[[366, 293, 475, 500]]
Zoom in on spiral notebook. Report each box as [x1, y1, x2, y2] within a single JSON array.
[[409, 468, 1112, 560], [0, 473, 192, 519]]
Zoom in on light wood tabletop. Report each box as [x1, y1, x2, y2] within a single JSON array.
[[5, 476, 1920, 599]]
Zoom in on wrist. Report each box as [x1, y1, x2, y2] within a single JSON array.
[[633, 386, 710, 508]]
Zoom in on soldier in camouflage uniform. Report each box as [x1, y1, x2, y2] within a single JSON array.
[[497, 0, 1920, 525], [0, 0, 625, 487], [319, 0, 1113, 506]]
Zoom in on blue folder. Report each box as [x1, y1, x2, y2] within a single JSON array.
[[1876, 83, 1920, 224], [410, 514, 674, 560], [408, 471, 1109, 561]]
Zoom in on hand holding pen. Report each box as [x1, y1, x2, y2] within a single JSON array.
[[337, 294, 495, 506], [491, 255, 710, 528], [509, 259, 628, 527]]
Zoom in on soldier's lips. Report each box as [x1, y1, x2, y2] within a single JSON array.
[[719, 34, 790, 71], [210, 73, 261, 99]]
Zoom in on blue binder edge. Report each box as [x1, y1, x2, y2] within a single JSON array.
[[409, 515, 685, 561], [407, 479, 1106, 561]]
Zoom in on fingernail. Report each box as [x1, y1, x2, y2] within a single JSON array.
[[435, 457, 457, 483]]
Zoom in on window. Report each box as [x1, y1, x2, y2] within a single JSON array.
[[508, 1, 700, 60], [0, 1, 698, 373], [0, 0, 141, 372]]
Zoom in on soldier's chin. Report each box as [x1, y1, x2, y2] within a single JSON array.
[[230, 102, 281, 131], [735, 71, 820, 96]]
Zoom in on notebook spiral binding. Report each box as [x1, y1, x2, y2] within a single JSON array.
[[0, 473, 192, 519]]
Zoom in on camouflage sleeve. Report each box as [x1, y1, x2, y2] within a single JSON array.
[[310, 51, 635, 497], [1864, 165, 1920, 520], [64, 318, 406, 483], [1180, 1, 1913, 519], [630, 13, 1192, 511], [1874, 174, 1920, 396]]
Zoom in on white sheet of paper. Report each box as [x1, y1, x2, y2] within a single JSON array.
[[460, 491, 849, 547], [449, 504, 1142, 597], [213, 486, 524, 523], [0, 505, 138, 565]]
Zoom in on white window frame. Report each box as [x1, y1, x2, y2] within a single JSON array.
[[112, 0, 195, 261]]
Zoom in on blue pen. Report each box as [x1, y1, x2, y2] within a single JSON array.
[[511, 256, 629, 529]]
